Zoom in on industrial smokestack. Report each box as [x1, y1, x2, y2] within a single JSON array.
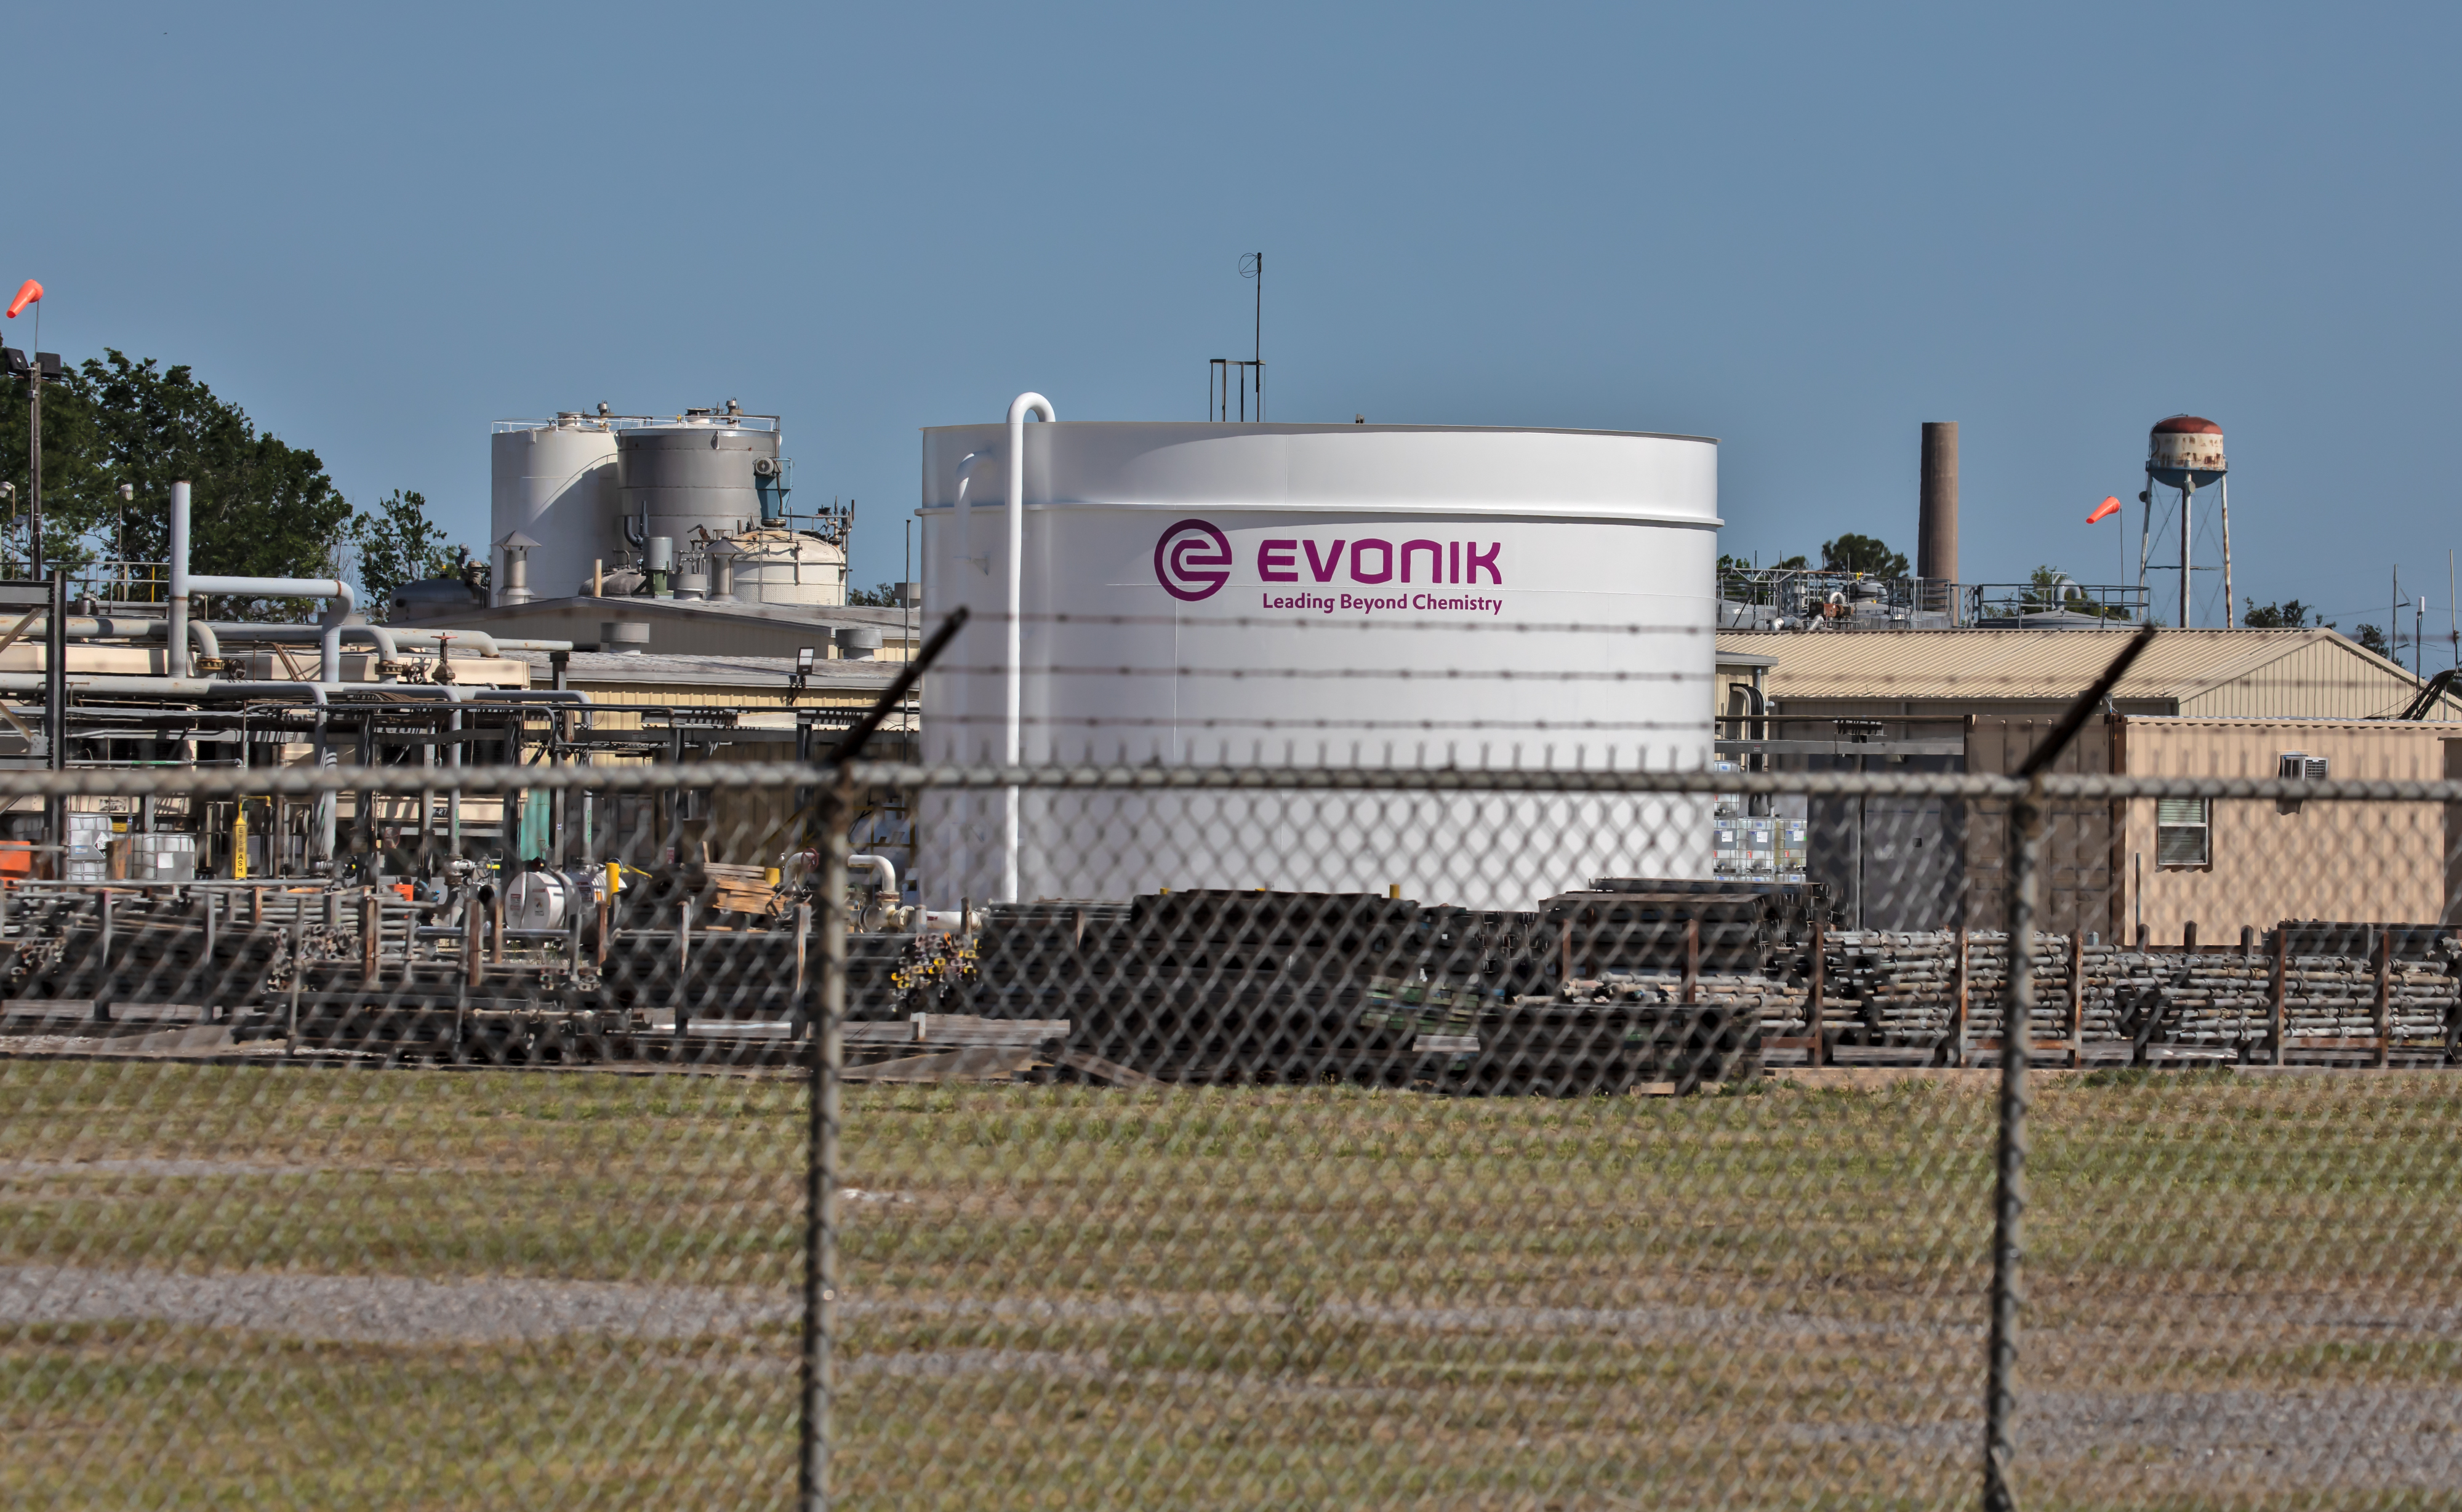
[[1918, 422, 1959, 611]]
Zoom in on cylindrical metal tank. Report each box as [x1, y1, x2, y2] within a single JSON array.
[[714, 527, 848, 607], [616, 414, 781, 550], [2147, 415, 2225, 487], [916, 421, 1720, 910], [490, 416, 620, 605]]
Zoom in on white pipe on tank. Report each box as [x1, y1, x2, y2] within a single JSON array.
[[1002, 391, 1055, 903]]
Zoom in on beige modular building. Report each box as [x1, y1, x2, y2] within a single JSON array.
[[1714, 628, 2462, 937], [2113, 716, 2458, 945], [1717, 627, 2462, 724]]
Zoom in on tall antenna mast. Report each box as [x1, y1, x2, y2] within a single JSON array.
[[1241, 252, 1263, 421]]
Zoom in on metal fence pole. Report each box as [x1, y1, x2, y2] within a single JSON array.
[[803, 769, 851, 1511], [1984, 774, 2043, 1511]]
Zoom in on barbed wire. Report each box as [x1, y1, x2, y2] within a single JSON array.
[[2, 758, 2460, 803]]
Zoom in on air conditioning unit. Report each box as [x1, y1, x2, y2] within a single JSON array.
[[2277, 751, 2328, 814]]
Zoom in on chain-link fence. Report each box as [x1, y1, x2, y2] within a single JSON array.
[[5, 756, 2462, 1508]]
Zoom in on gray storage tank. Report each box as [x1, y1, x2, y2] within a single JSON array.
[[616, 406, 782, 550]]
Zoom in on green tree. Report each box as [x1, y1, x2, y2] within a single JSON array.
[[0, 350, 355, 615], [348, 490, 455, 619], [846, 582, 902, 607], [0, 366, 106, 574], [2242, 598, 2332, 629], [1771, 554, 1810, 571], [1819, 534, 1909, 577], [2354, 623, 2392, 656]]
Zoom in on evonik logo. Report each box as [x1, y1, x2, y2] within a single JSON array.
[[1154, 519, 1234, 601], [1256, 537, 1501, 587], [1153, 519, 1508, 614]]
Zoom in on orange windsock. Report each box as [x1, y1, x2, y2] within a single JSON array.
[[5, 281, 41, 319], [2086, 495, 2122, 524]]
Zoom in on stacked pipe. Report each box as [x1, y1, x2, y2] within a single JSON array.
[[1791, 928, 2458, 1060], [964, 891, 1421, 1084]]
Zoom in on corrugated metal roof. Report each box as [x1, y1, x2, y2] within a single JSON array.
[[1717, 628, 2458, 720]]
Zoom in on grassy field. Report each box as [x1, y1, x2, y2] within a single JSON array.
[[4, 1060, 2460, 1509]]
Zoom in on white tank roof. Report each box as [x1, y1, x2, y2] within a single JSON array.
[[920, 422, 1720, 526]]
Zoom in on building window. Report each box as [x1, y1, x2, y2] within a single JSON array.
[[2157, 797, 2211, 867]]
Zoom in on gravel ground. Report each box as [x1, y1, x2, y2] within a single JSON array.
[[0, 1158, 331, 1178], [0, 1265, 793, 1344], [1793, 1387, 2462, 1490], [10, 1263, 2462, 1491]]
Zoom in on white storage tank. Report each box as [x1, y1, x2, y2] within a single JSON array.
[[616, 412, 782, 548], [713, 527, 848, 607], [491, 415, 621, 603], [916, 420, 1720, 910]]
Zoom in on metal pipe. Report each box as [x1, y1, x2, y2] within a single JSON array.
[[448, 704, 462, 856], [453, 636, 572, 653], [171, 481, 357, 682], [0, 616, 221, 678], [167, 484, 188, 676], [0, 672, 332, 703], [1002, 391, 1054, 903], [364, 626, 516, 657], [207, 620, 399, 666], [847, 852, 897, 898]]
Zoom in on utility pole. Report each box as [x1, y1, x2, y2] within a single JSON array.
[[44, 567, 64, 865], [26, 355, 41, 578], [3, 281, 50, 579]]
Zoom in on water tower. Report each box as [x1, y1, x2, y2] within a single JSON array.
[[2141, 415, 2231, 627]]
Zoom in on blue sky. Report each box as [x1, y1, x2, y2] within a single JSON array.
[[10, 3, 2456, 638]]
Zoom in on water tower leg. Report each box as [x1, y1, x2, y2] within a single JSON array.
[[2180, 480, 2194, 630], [2219, 477, 2233, 628]]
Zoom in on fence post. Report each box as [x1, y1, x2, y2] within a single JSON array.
[[1682, 916, 1698, 1005], [1808, 916, 1826, 1067], [287, 912, 305, 1058], [803, 768, 851, 1512], [361, 887, 379, 986], [1984, 773, 2044, 1511], [2271, 924, 2288, 1067], [795, 900, 811, 1009], [2375, 929, 2392, 1070], [2066, 930, 2083, 1066], [97, 887, 113, 1020], [1951, 927, 1969, 1066], [674, 898, 693, 1050]]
